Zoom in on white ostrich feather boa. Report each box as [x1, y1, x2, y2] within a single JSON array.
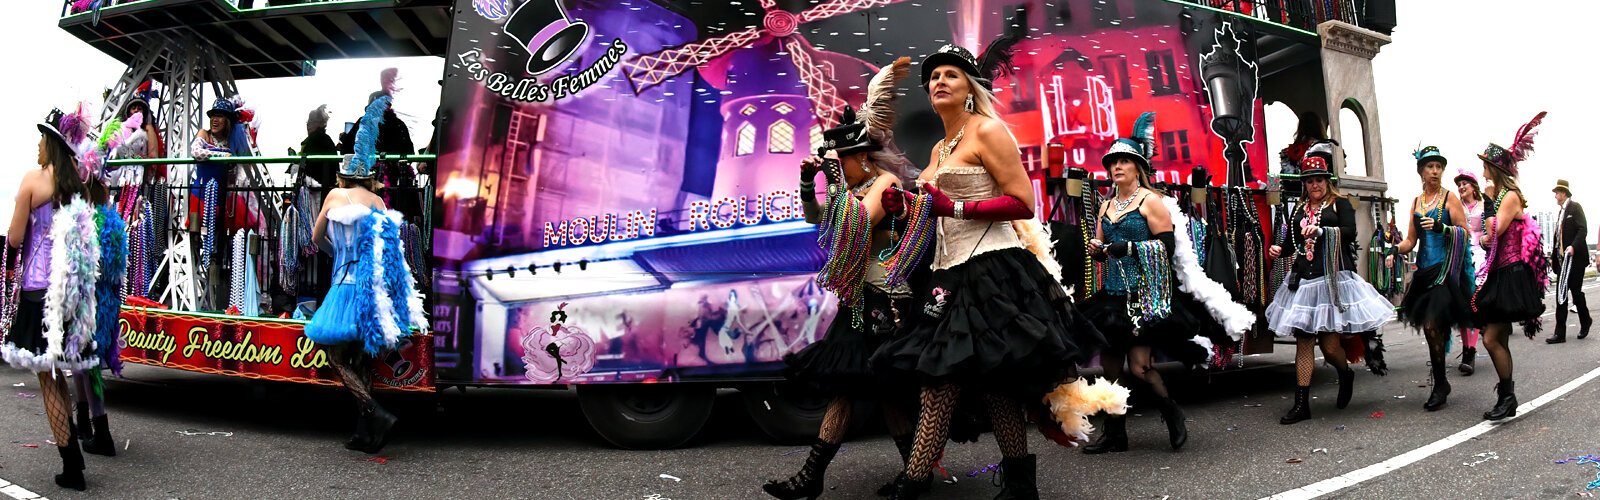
[[1012, 218, 1065, 286], [3, 197, 102, 372], [1162, 196, 1255, 341]]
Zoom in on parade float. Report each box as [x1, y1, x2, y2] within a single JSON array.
[[37, 0, 1395, 449]]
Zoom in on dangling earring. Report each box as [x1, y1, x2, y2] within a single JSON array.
[[858, 155, 871, 174], [964, 94, 975, 113]]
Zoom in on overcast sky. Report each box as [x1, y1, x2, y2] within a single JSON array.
[[2, 1, 1592, 241]]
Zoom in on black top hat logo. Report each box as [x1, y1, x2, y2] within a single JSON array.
[[503, 0, 591, 76]]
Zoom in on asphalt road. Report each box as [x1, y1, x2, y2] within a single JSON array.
[[1, 283, 1598, 499]]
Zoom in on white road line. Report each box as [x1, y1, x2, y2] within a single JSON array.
[[0, 477, 46, 500], [1262, 364, 1600, 500]]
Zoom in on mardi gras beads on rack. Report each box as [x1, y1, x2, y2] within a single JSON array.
[[881, 192, 935, 287], [230, 229, 246, 312], [201, 179, 218, 269], [815, 186, 872, 329], [1081, 179, 1100, 299], [1133, 240, 1172, 324], [279, 204, 300, 295]]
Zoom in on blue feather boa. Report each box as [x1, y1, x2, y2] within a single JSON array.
[[94, 205, 129, 374], [347, 96, 391, 178]]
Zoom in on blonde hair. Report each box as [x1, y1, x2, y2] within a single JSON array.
[[965, 73, 1001, 120]]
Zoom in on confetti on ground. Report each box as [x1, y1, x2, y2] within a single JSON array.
[[174, 430, 234, 437], [1335, 425, 1347, 432], [1554, 454, 1600, 490], [1393, 395, 1406, 399], [365, 456, 389, 465], [1370, 411, 1386, 418], [16, 392, 35, 399], [11, 383, 23, 387], [21, 444, 37, 449], [1242, 404, 1262, 407], [1285, 458, 1303, 464], [1313, 448, 1329, 454], [967, 463, 999, 478], [659, 474, 681, 482]]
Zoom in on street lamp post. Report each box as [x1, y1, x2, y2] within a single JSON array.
[[1200, 23, 1259, 187]]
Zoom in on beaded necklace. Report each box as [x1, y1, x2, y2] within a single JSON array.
[[816, 173, 873, 330], [1301, 197, 1329, 261], [937, 116, 971, 171], [201, 179, 218, 269], [0, 245, 17, 339], [1472, 189, 1511, 313]]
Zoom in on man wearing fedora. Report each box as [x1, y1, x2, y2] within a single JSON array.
[[1550, 179, 1590, 343]]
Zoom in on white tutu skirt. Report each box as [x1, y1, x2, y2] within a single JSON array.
[[1266, 270, 1394, 337]]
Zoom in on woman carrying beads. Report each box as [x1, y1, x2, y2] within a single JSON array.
[[1266, 147, 1395, 424], [1389, 146, 1474, 412], [763, 57, 930, 500]]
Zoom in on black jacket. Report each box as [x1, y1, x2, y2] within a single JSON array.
[[1290, 197, 1358, 280], [1555, 200, 1590, 269]]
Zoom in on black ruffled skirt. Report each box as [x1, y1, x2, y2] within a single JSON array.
[[1398, 263, 1476, 331], [782, 286, 911, 396], [871, 247, 1105, 397], [1472, 262, 1546, 325], [1081, 289, 1219, 366]]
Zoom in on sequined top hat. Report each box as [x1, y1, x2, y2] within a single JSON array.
[[1102, 111, 1157, 175], [1414, 145, 1447, 169], [921, 44, 986, 90], [1478, 111, 1547, 178], [503, 0, 590, 76], [1299, 155, 1335, 180]]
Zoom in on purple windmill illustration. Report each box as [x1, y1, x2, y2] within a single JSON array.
[[620, 0, 905, 129]]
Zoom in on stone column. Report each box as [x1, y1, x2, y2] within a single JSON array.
[[1319, 20, 1392, 279]]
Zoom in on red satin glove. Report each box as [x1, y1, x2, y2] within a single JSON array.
[[881, 186, 908, 217], [962, 194, 1035, 221], [924, 184, 957, 218]]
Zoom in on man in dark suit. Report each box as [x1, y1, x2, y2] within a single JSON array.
[[1550, 179, 1590, 343]]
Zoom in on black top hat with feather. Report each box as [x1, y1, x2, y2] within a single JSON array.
[[920, 6, 1029, 92], [818, 57, 916, 176]]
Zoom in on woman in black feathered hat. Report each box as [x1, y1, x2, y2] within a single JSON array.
[[763, 58, 927, 500]]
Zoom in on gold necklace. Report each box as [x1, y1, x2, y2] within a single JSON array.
[[937, 115, 972, 170]]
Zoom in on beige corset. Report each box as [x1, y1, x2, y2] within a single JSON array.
[[932, 165, 1022, 270]]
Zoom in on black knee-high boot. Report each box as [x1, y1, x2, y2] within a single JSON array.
[[55, 438, 86, 491], [876, 435, 914, 497], [993, 454, 1039, 500], [763, 439, 841, 500]]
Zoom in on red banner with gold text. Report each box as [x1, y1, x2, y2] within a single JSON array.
[[117, 307, 434, 392]]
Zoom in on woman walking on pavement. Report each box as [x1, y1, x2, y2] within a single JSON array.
[[306, 94, 427, 453], [3, 107, 107, 491], [1454, 168, 1487, 375], [1079, 112, 1253, 453], [872, 41, 1104, 499], [1469, 112, 1550, 421], [1266, 147, 1395, 424], [763, 57, 931, 500], [1390, 146, 1475, 412]]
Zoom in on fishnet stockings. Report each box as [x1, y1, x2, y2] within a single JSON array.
[[818, 397, 852, 444], [1481, 322, 1514, 381], [984, 393, 1028, 459], [38, 371, 73, 445], [1293, 334, 1350, 385], [329, 345, 376, 412], [903, 383, 959, 481]]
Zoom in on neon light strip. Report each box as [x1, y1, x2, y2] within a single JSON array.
[[107, 154, 437, 166], [465, 220, 815, 272]]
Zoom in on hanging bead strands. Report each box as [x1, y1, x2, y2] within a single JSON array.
[[230, 229, 247, 312], [815, 181, 872, 330], [882, 192, 936, 287], [0, 245, 18, 338], [1117, 240, 1172, 331], [279, 204, 300, 295], [1321, 227, 1346, 313], [201, 179, 218, 269], [1472, 190, 1508, 313], [1435, 225, 1469, 289], [1080, 179, 1099, 299]]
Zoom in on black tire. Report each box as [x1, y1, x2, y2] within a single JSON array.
[[740, 382, 832, 445], [577, 384, 715, 450]]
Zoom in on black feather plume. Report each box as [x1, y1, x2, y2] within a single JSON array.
[[975, 5, 1029, 83]]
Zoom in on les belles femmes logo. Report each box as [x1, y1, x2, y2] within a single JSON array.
[[460, 0, 628, 103]]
